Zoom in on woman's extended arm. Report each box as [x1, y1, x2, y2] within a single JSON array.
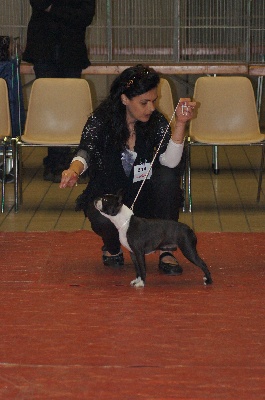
[[159, 98, 196, 168], [171, 98, 196, 144], [59, 114, 100, 188]]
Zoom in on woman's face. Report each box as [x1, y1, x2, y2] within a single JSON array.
[[122, 87, 158, 124]]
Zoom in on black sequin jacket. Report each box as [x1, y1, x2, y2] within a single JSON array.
[[75, 109, 184, 212]]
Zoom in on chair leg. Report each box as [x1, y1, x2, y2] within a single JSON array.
[[18, 143, 23, 207], [257, 146, 265, 203], [182, 169, 186, 212], [212, 145, 219, 175], [12, 138, 20, 212], [187, 143, 192, 212], [182, 144, 187, 212], [1, 139, 7, 213]]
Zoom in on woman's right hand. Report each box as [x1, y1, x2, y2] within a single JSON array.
[[59, 169, 78, 189]]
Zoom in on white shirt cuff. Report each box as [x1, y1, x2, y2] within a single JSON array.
[[159, 139, 184, 168], [71, 156, 88, 175]]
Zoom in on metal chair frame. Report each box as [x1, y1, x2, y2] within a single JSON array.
[[0, 78, 12, 212]]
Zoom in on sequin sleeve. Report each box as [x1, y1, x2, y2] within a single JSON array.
[[75, 113, 105, 171]]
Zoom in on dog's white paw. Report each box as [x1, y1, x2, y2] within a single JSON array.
[[130, 277, 145, 288], [203, 276, 213, 285]]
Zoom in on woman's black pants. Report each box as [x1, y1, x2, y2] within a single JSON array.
[[85, 164, 184, 255]]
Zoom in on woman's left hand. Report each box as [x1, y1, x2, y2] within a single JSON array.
[[59, 169, 78, 188], [171, 98, 197, 144], [175, 98, 196, 123]]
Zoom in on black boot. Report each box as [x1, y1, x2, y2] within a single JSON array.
[[102, 246, 124, 267], [158, 252, 183, 275]]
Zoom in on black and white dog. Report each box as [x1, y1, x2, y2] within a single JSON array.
[[94, 193, 212, 288]]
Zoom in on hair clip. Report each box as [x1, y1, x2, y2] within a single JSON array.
[[126, 79, 134, 89], [125, 68, 150, 89]]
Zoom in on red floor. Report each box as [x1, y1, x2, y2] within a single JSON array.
[[0, 231, 264, 399]]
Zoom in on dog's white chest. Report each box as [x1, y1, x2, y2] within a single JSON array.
[[118, 220, 132, 252], [100, 205, 133, 252]]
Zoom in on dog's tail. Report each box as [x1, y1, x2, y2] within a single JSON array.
[[177, 224, 212, 284]]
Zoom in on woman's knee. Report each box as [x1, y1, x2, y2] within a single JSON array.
[[152, 165, 180, 189]]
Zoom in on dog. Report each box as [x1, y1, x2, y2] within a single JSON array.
[[94, 193, 212, 288]]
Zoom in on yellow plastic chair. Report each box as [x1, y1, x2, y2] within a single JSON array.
[[187, 76, 265, 211], [156, 78, 187, 211], [157, 77, 176, 128], [0, 78, 12, 212], [13, 78, 93, 211]]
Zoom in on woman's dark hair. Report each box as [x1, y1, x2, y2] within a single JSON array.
[[93, 64, 160, 149], [110, 64, 160, 100]]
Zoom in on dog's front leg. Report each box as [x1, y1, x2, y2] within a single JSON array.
[[129, 251, 146, 288]]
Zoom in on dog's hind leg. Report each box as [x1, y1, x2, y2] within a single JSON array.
[[178, 231, 213, 285], [129, 251, 146, 288]]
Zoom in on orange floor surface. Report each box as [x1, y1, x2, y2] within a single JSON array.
[[0, 231, 264, 399]]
